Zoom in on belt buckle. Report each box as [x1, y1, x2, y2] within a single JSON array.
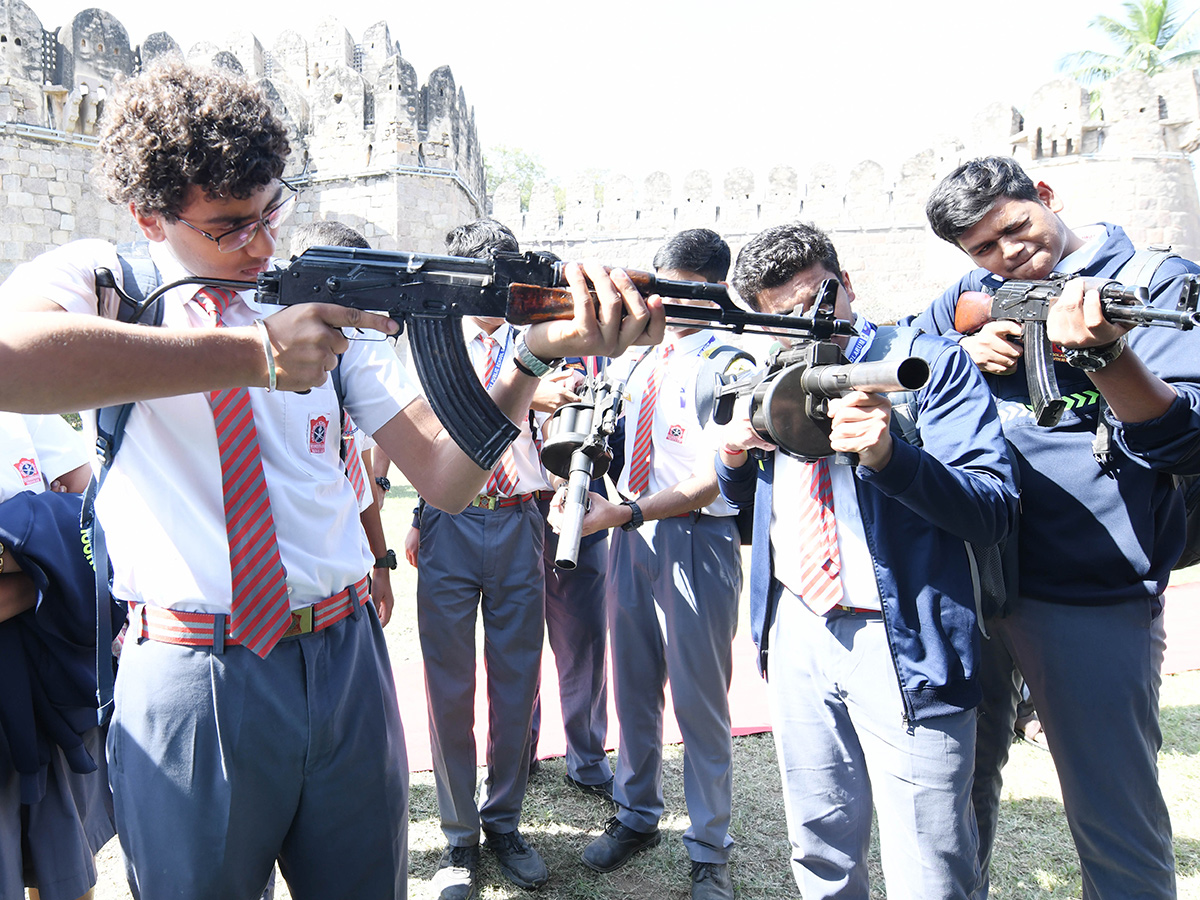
[[478, 495, 498, 510], [283, 605, 314, 638]]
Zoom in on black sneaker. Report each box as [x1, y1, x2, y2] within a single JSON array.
[[564, 773, 615, 801], [690, 861, 733, 900], [430, 843, 479, 900], [483, 828, 549, 889], [581, 816, 661, 872]]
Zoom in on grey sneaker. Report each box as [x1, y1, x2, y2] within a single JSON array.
[[483, 828, 549, 889], [690, 861, 733, 900], [430, 843, 479, 900]]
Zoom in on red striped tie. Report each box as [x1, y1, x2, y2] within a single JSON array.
[[797, 458, 844, 615], [197, 287, 292, 658], [477, 332, 520, 496], [342, 413, 368, 504], [626, 343, 672, 496]]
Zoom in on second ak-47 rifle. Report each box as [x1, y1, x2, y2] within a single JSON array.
[[954, 273, 1200, 426], [253, 246, 858, 469], [538, 374, 624, 569], [711, 279, 930, 463]]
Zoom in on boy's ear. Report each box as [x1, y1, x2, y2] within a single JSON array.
[[131, 202, 168, 242], [1036, 181, 1064, 214]]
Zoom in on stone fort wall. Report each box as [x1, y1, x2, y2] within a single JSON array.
[[0, 0, 486, 278], [495, 70, 1200, 322], [2, 0, 1200, 323]]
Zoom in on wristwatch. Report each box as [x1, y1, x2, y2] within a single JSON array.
[[1064, 337, 1126, 372], [375, 475, 391, 493], [514, 332, 563, 378], [374, 549, 398, 570], [620, 499, 644, 531]]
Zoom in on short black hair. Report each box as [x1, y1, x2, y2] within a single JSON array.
[[290, 220, 370, 255], [652, 228, 731, 283], [926, 157, 1041, 245], [731, 222, 843, 311], [445, 217, 519, 260]]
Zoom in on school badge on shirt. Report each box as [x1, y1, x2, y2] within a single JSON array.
[[666, 424, 686, 445], [309, 416, 330, 454], [14, 457, 40, 485]]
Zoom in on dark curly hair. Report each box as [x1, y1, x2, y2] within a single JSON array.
[[97, 59, 290, 217], [732, 222, 843, 310]]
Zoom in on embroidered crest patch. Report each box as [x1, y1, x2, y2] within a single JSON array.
[[666, 424, 686, 444], [14, 457, 40, 486], [309, 416, 330, 454]]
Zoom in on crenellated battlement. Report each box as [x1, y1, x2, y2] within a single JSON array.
[[494, 67, 1200, 320], [0, 0, 487, 274]]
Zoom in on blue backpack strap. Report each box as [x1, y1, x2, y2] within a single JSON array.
[[89, 250, 162, 725], [1115, 245, 1177, 289]]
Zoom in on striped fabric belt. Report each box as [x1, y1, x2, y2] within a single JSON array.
[[468, 492, 536, 510], [128, 576, 371, 648]]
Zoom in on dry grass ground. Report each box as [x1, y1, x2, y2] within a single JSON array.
[[90, 485, 1200, 899]]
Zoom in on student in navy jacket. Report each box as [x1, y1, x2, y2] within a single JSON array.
[[911, 156, 1200, 900], [716, 223, 1016, 900]]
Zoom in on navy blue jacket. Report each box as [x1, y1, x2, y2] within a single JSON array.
[[717, 329, 1017, 722], [0, 490, 123, 803], [911, 224, 1200, 604]]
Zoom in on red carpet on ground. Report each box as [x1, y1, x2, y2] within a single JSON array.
[[395, 581, 1200, 773]]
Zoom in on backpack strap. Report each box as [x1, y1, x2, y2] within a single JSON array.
[[1115, 245, 1177, 289], [88, 250, 162, 725]]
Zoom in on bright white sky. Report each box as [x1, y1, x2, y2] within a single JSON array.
[[25, 0, 1197, 183]]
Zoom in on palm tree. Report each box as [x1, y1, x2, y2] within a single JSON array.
[[1057, 0, 1200, 87]]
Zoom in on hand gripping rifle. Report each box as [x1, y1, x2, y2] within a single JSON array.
[[99, 247, 858, 471], [712, 280, 930, 463], [538, 374, 624, 569], [254, 246, 858, 469], [953, 273, 1200, 427]]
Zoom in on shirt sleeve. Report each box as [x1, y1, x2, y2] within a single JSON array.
[[0, 240, 120, 316], [24, 413, 90, 484]]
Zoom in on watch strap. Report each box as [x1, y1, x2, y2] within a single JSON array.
[[620, 499, 644, 531]]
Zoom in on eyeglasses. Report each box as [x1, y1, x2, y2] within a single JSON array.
[[172, 180, 299, 253]]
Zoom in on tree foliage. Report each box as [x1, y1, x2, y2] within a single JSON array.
[[484, 145, 549, 212], [1057, 0, 1200, 87]]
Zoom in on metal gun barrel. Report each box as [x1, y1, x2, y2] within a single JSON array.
[[554, 457, 594, 570], [799, 357, 930, 397]]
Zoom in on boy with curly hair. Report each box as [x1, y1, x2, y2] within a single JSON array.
[[0, 60, 662, 900]]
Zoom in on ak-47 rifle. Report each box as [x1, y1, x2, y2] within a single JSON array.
[[538, 374, 624, 569], [254, 246, 858, 469], [712, 279, 930, 463], [105, 247, 857, 471], [953, 273, 1200, 426]]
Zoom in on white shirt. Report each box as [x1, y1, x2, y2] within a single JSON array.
[[0, 239, 418, 613], [0, 412, 89, 503], [768, 316, 882, 611], [610, 329, 736, 517], [771, 453, 883, 611]]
